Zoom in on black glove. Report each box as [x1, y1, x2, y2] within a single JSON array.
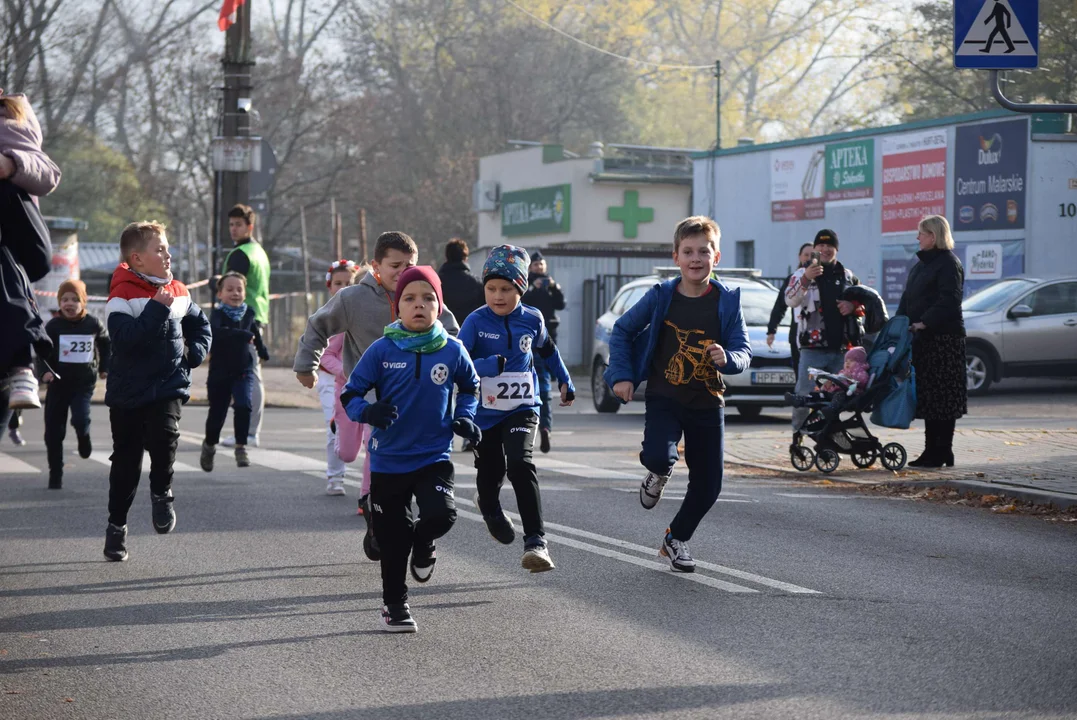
[[451, 418, 482, 444], [496, 355, 506, 374], [560, 385, 576, 403], [362, 401, 399, 430]]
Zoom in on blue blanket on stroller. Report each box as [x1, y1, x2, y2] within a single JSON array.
[[868, 315, 916, 429]]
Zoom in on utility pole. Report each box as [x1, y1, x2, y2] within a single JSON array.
[[714, 60, 721, 151], [214, 1, 254, 273]]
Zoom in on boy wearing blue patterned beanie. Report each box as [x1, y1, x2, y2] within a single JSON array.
[[457, 244, 575, 573]]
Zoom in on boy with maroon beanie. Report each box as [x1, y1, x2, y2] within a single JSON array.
[[340, 265, 481, 633]]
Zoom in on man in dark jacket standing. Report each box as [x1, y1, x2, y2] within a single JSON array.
[[438, 238, 484, 322], [522, 250, 566, 453]]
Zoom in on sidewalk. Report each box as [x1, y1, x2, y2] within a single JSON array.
[[86, 365, 322, 410], [724, 427, 1077, 509]]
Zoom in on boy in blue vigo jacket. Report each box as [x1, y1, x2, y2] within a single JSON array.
[[604, 216, 751, 572], [341, 266, 481, 633], [458, 245, 575, 574]]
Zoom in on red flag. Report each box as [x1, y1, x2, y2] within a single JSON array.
[[218, 0, 246, 31]]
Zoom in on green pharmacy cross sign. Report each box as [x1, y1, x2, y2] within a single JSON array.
[[608, 190, 654, 238]]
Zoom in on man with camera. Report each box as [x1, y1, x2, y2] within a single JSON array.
[[522, 251, 565, 454], [783, 229, 862, 443]]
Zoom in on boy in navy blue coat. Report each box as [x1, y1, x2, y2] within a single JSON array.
[[200, 271, 269, 472], [458, 245, 574, 574], [341, 266, 481, 633], [104, 221, 211, 562], [605, 217, 751, 572]]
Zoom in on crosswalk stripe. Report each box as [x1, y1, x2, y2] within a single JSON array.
[[87, 451, 201, 473], [534, 457, 638, 479], [0, 451, 40, 474]]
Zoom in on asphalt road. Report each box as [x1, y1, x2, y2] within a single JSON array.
[[2, 394, 1075, 719]]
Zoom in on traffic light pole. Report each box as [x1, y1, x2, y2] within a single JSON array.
[[214, 1, 254, 274]]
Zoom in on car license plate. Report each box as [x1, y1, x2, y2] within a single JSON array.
[[752, 370, 795, 385]]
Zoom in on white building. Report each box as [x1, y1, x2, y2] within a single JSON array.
[[474, 142, 698, 365], [692, 110, 1077, 306]]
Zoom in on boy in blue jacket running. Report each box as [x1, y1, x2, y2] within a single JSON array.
[[604, 216, 751, 572], [458, 245, 575, 573], [341, 266, 481, 633]]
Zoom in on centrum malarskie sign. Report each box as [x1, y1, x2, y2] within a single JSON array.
[[501, 184, 571, 237]]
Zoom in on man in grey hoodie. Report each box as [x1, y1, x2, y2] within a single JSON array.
[[293, 232, 459, 387]]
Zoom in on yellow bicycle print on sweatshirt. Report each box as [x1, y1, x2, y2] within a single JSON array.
[[662, 321, 724, 397]]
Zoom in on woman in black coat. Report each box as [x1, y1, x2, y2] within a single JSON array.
[[897, 215, 967, 467], [767, 243, 814, 379]]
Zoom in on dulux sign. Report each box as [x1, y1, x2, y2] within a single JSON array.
[[953, 118, 1028, 231]]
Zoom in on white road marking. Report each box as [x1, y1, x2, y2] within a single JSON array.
[[452, 506, 757, 594], [0, 452, 40, 474], [775, 493, 855, 499], [533, 457, 638, 479], [609, 488, 754, 502], [87, 451, 200, 473]]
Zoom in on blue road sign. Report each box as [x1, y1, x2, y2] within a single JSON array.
[[954, 0, 1038, 69]]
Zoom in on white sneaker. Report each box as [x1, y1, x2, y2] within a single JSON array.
[[521, 543, 555, 573], [659, 530, 695, 573], [222, 435, 259, 448], [7, 369, 41, 409], [326, 478, 346, 496], [639, 469, 672, 509]]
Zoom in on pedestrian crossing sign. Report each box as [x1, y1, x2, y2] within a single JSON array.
[[954, 0, 1038, 69]]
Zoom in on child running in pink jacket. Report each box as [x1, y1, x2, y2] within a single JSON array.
[[317, 260, 370, 496]]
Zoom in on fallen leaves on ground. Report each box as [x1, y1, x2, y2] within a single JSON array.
[[861, 484, 1077, 522]]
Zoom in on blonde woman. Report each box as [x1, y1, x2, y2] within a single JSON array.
[[897, 215, 967, 467]]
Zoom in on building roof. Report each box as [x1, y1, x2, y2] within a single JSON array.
[[78, 243, 120, 274], [692, 109, 1021, 159]]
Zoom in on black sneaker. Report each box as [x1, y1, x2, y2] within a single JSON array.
[[77, 433, 92, 459], [381, 603, 417, 633], [235, 446, 250, 467], [475, 489, 516, 544], [360, 495, 380, 561], [151, 490, 176, 534], [410, 542, 437, 583], [103, 523, 128, 562], [539, 428, 551, 454], [48, 470, 62, 490], [200, 441, 215, 472]]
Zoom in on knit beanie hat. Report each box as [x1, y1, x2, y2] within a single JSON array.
[[482, 245, 530, 295], [394, 265, 443, 316], [813, 229, 839, 250], [845, 346, 867, 365], [57, 278, 88, 316]]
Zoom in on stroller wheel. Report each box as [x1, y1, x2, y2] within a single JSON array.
[[790, 445, 815, 472], [880, 443, 907, 471], [815, 449, 841, 474], [851, 450, 878, 469]]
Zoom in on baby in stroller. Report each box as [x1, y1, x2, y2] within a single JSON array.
[[804, 347, 870, 402]]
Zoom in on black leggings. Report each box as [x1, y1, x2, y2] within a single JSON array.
[[474, 410, 543, 541], [107, 399, 182, 526], [370, 460, 457, 605]]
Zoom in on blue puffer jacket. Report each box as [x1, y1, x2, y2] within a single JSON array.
[[604, 277, 752, 390], [104, 266, 212, 408], [341, 335, 479, 474], [458, 303, 574, 430]]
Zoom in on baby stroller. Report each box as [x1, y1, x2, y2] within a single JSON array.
[[785, 316, 912, 473]]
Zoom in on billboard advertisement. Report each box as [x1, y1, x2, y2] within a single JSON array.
[[881, 129, 947, 234], [953, 118, 1028, 231], [770, 146, 826, 222], [880, 240, 1025, 305], [825, 138, 874, 205]]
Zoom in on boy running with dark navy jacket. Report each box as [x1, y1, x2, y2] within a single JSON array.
[[341, 266, 481, 633], [605, 217, 751, 572], [458, 245, 575, 573]]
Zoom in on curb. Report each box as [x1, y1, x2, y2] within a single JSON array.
[[725, 454, 1077, 509]]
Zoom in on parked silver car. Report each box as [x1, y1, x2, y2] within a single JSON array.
[[591, 270, 796, 417], [963, 276, 1077, 394]]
